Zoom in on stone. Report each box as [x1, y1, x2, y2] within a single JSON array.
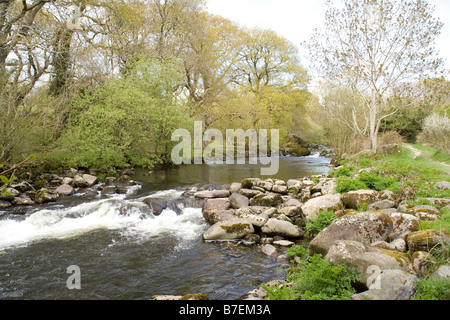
[[61, 177, 74, 185], [11, 194, 35, 206], [101, 186, 116, 196], [434, 181, 450, 190], [194, 190, 231, 199], [277, 206, 302, 217], [202, 219, 254, 241], [34, 189, 59, 204], [411, 251, 428, 275], [272, 184, 288, 194], [0, 200, 12, 208], [203, 198, 231, 211], [407, 229, 450, 252], [261, 218, 303, 238], [379, 190, 396, 202], [261, 244, 278, 257], [0, 188, 20, 201], [249, 193, 283, 207], [254, 179, 274, 192], [352, 269, 417, 300], [325, 240, 411, 287], [229, 193, 249, 209], [431, 265, 450, 280], [371, 239, 407, 252], [238, 189, 262, 198], [309, 211, 394, 256], [241, 178, 258, 189], [143, 199, 167, 216], [237, 208, 269, 228], [203, 210, 236, 225], [302, 193, 343, 221], [388, 213, 420, 240], [55, 184, 75, 196], [368, 200, 395, 211], [229, 182, 242, 194], [239, 280, 287, 300], [73, 174, 89, 188], [273, 240, 295, 247], [406, 205, 441, 221], [421, 198, 450, 208], [342, 190, 379, 210]]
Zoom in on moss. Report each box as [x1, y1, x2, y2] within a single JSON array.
[[407, 229, 450, 252], [180, 293, 209, 301], [221, 223, 251, 234], [369, 246, 411, 267]]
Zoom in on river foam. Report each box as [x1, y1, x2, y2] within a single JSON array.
[[0, 190, 207, 251]]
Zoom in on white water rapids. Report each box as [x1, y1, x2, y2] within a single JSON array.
[[0, 187, 207, 251]]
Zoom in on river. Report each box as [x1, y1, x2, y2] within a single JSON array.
[[0, 154, 331, 300]]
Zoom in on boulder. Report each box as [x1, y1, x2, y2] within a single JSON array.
[[287, 179, 303, 193], [368, 200, 395, 211], [371, 239, 407, 252], [421, 198, 450, 208], [203, 210, 236, 225], [73, 174, 89, 188], [309, 211, 393, 256], [229, 193, 249, 209], [143, 199, 168, 216], [352, 269, 417, 300], [238, 189, 262, 198], [12, 194, 35, 206], [406, 205, 441, 221], [431, 265, 450, 280], [379, 190, 396, 201], [34, 189, 59, 204], [342, 190, 379, 210], [236, 207, 270, 228], [0, 200, 12, 208], [194, 190, 231, 199], [434, 181, 450, 190], [325, 240, 411, 287], [261, 218, 304, 238], [229, 182, 242, 194], [249, 193, 283, 207], [82, 174, 98, 186], [406, 229, 450, 252], [241, 178, 258, 189], [55, 184, 75, 196], [203, 198, 231, 211], [277, 206, 302, 218], [254, 179, 274, 192], [202, 219, 255, 241], [388, 213, 420, 241], [261, 244, 278, 257], [0, 188, 20, 201], [302, 193, 343, 221]]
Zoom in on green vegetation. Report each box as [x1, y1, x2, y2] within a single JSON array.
[[264, 254, 361, 300], [412, 278, 450, 300], [305, 210, 337, 239]]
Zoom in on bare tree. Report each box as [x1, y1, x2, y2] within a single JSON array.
[[306, 0, 445, 152]]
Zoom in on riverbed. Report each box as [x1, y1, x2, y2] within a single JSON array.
[[0, 154, 331, 300]]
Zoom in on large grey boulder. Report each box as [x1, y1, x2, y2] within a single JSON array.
[[352, 269, 417, 300], [309, 211, 393, 256], [302, 193, 343, 221], [325, 240, 411, 287], [249, 193, 283, 207], [342, 190, 379, 210], [261, 218, 304, 238], [229, 193, 249, 209], [194, 190, 231, 199], [202, 219, 255, 241]]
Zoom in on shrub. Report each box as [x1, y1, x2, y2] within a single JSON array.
[[334, 177, 367, 193], [412, 278, 450, 300], [54, 58, 190, 169], [292, 255, 361, 300], [417, 112, 450, 153], [305, 210, 336, 239]]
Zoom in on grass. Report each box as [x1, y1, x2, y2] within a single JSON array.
[[412, 144, 450, 165]]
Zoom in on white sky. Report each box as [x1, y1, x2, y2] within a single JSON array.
[[206, 0, 450, 78]]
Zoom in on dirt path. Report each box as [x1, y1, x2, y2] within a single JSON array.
[[405, 144, 450, 169]]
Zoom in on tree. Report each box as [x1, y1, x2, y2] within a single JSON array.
[[306, 0, 445, 153]]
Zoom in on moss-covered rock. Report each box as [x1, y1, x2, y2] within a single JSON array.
[[249, 193, 283, 207], [202, 219, 254, 241], [406, 229, 450, 253]]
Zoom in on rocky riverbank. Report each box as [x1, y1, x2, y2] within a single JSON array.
[[0, 167, 139, 215], [156, 174, 450, 301]]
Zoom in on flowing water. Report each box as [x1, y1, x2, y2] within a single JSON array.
[[0, 154, 331, 300]]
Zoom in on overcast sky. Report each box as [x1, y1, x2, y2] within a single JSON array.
[[206, 0, 450, 77]]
